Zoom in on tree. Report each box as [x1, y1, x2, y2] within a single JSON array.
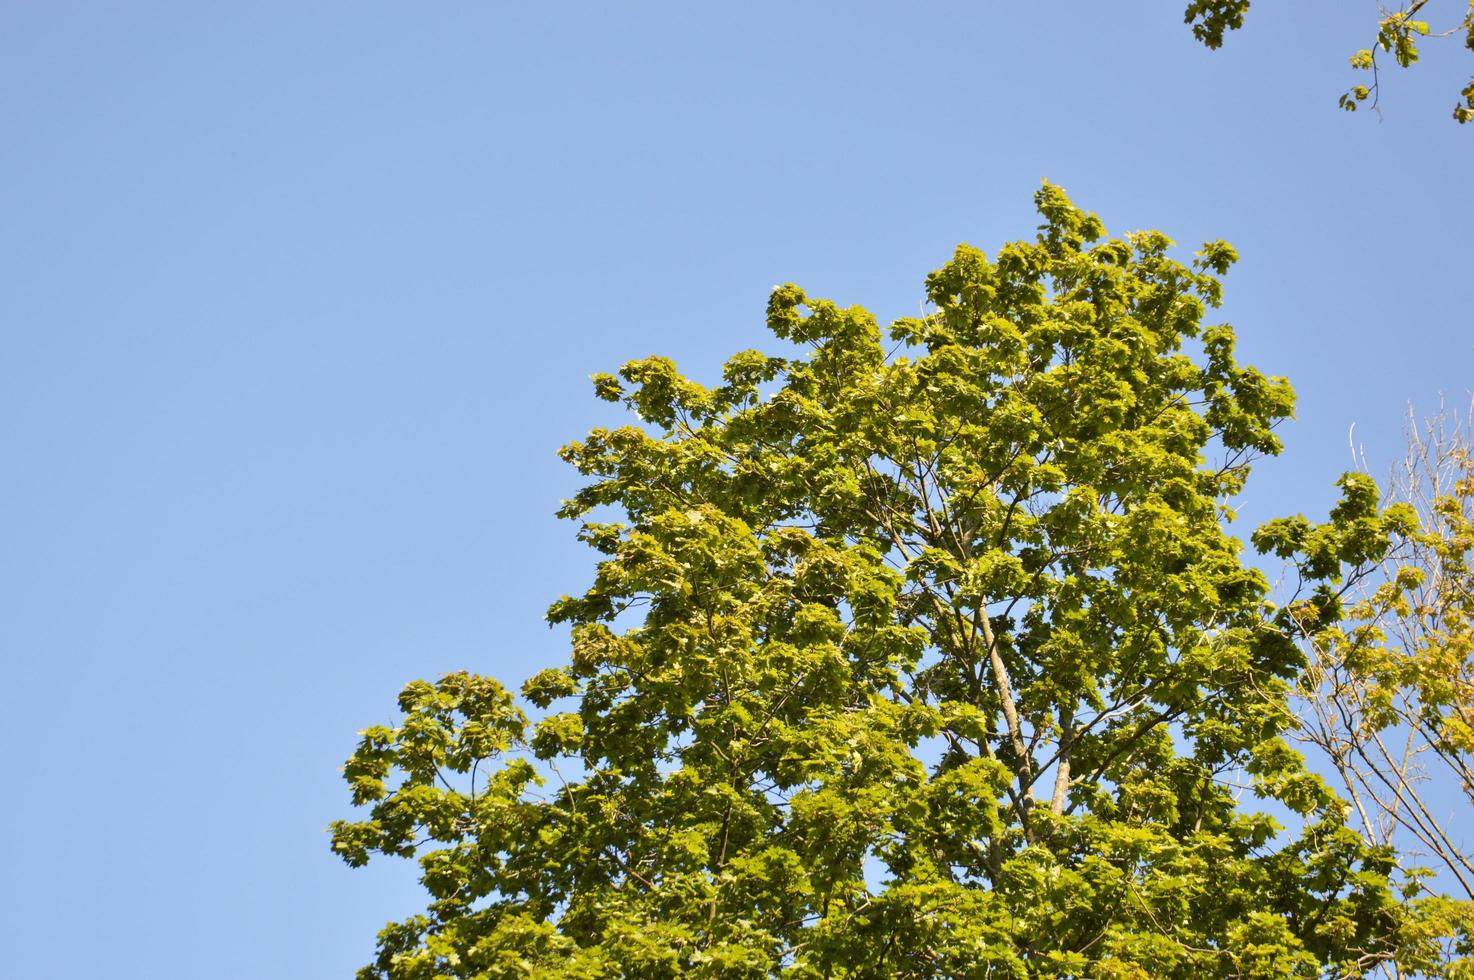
[[1183, 1, 1474, 123], [332, 184, 1417, 978], [1254, 402, 1474, 970]]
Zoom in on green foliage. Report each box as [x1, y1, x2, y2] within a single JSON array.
[[333, 185, 1417, 976], [1183, 0, 1251, 50], [1255, 415, 1474, 975], [1185, 0, 1474, 123]]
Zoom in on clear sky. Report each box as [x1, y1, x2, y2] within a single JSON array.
[[2, 3, 1470, 976]]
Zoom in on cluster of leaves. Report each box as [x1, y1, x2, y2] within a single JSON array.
[[1183, 0, 1251, 50], [1184, 0, 1474, 123], [331, 185, 1445, 977], [1254, 410, 1474, 971]]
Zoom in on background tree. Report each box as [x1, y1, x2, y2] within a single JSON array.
[[1184, 0, 1474, 122], [1254, 402, 1474, 972], [332, 184, 1415, 978]]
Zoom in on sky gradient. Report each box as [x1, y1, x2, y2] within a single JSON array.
[[3, 3, 1471, 976]]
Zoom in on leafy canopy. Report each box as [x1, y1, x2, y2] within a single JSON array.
[[1254, 410, 1474, 967], [333, 184, 1414, 978]]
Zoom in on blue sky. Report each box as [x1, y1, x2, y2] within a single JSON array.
[[2, 3, 1470, 976]]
